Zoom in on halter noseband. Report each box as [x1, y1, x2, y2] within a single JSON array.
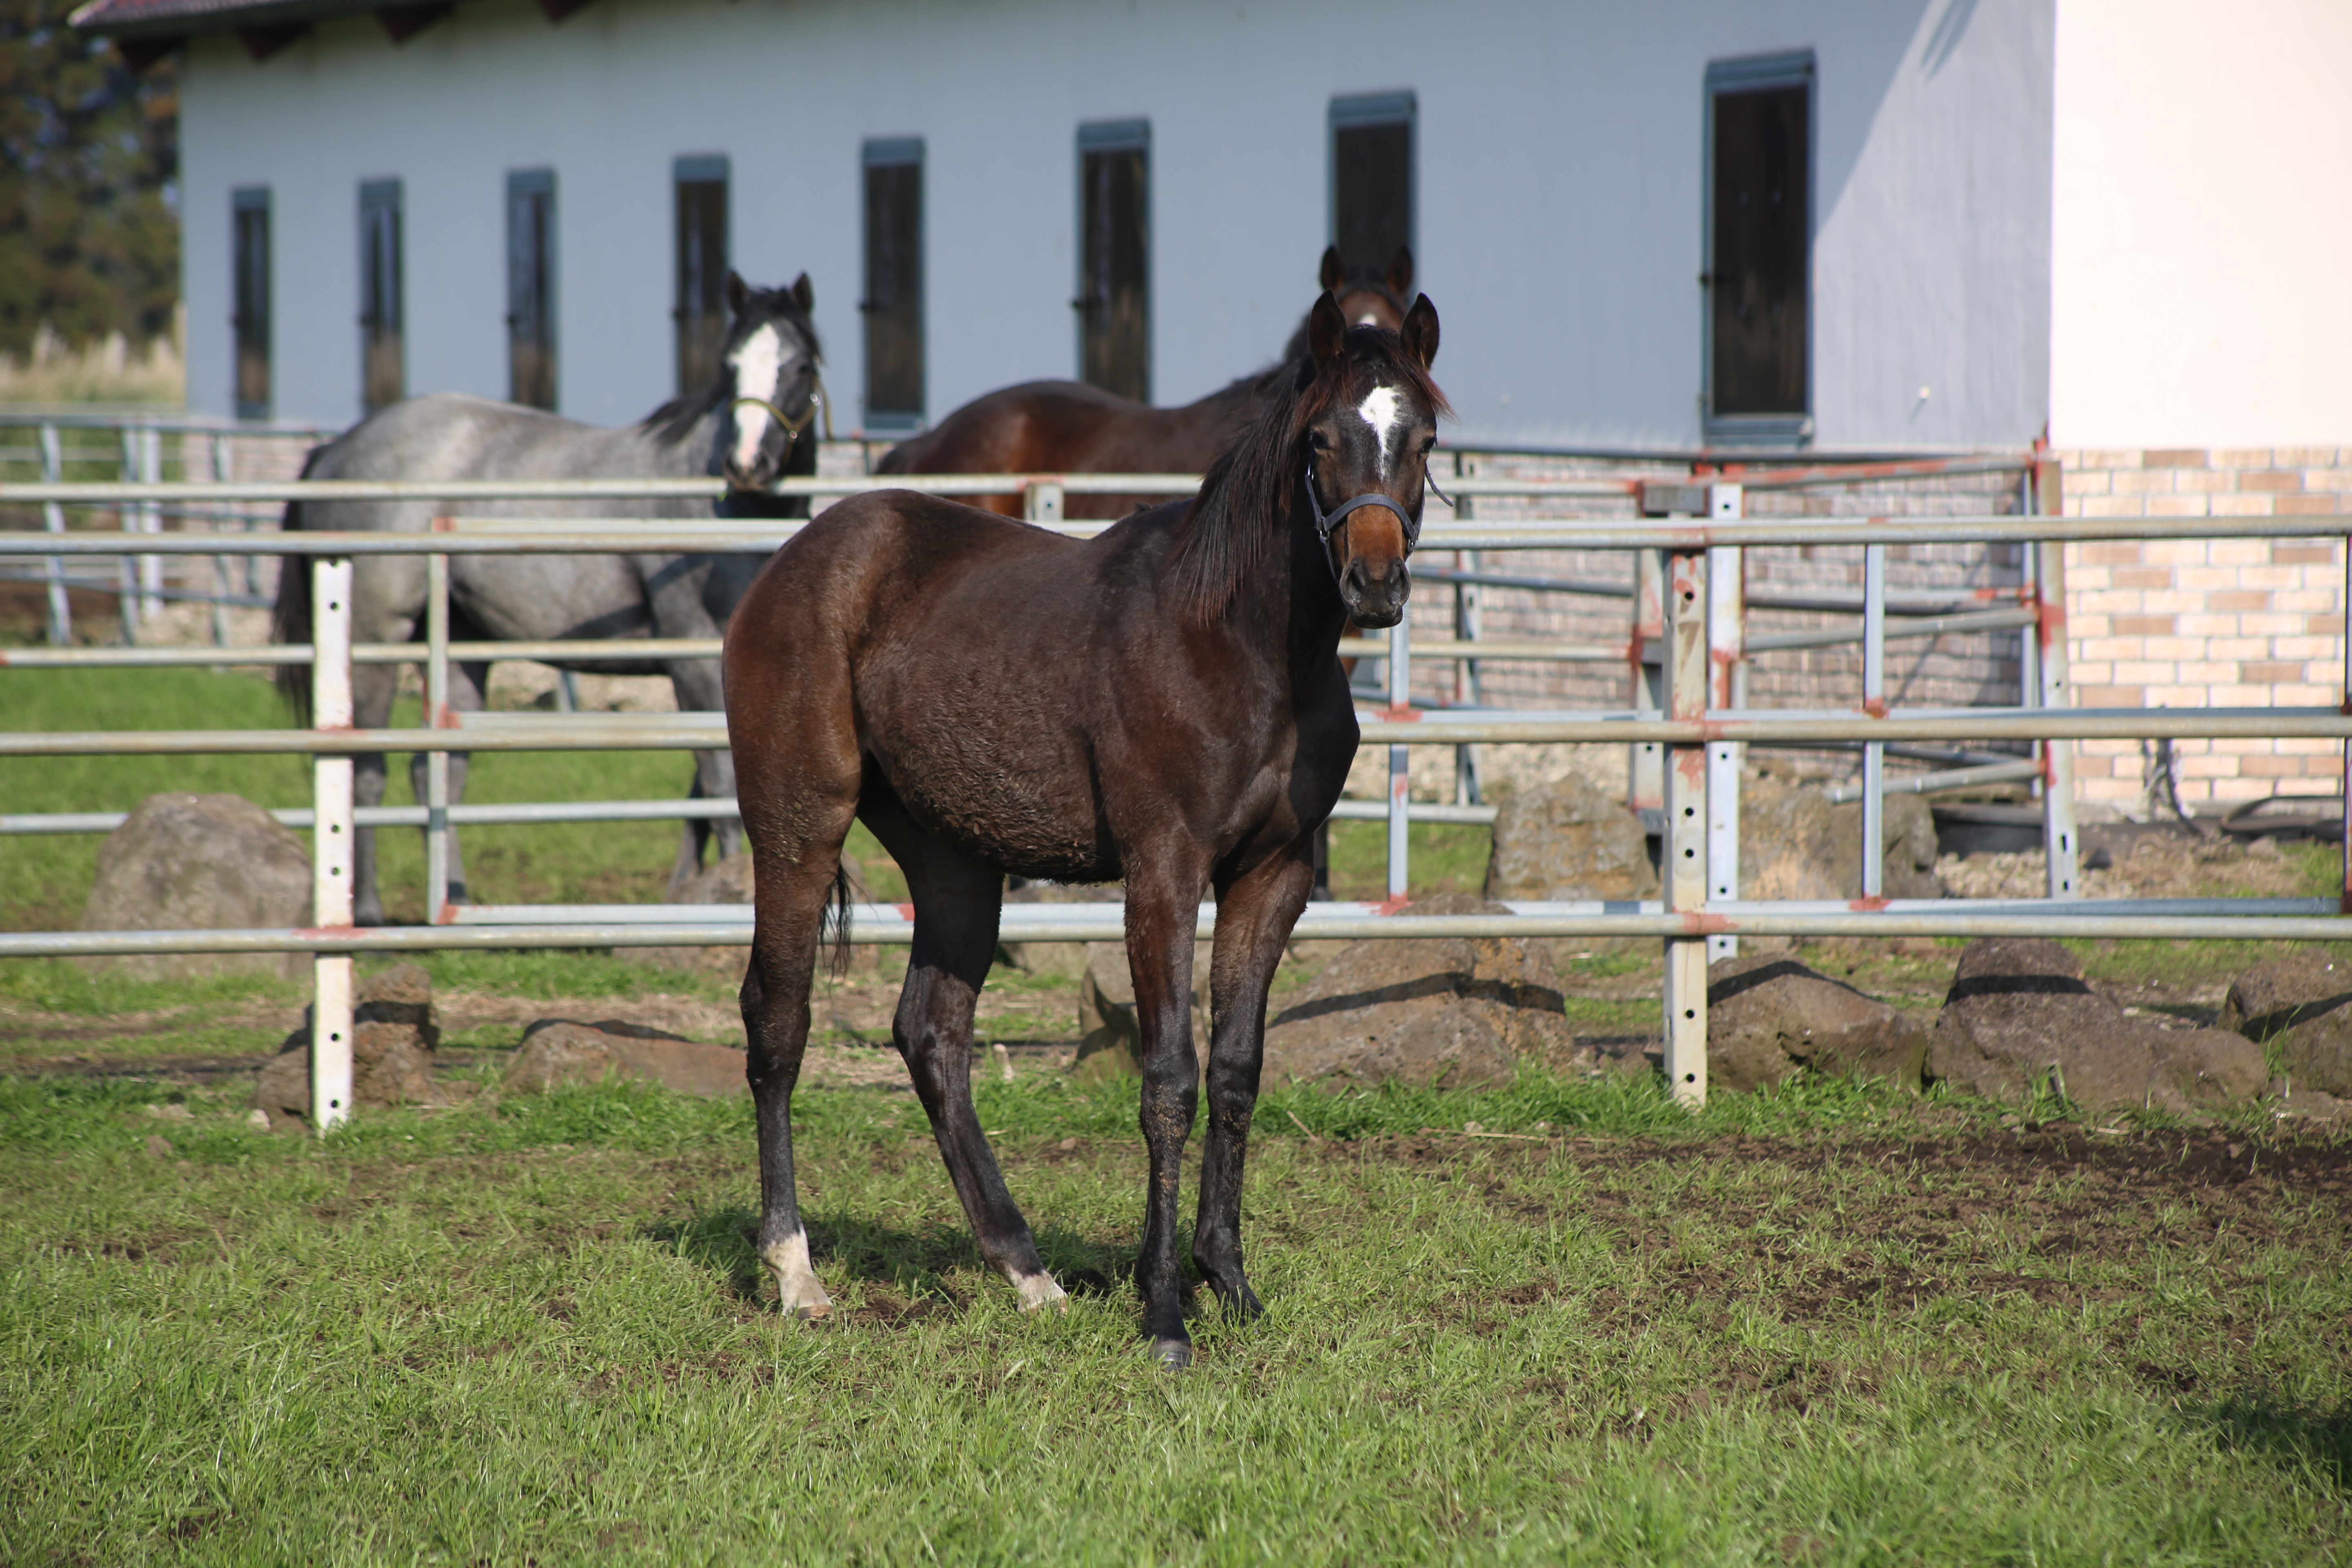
[[728, 367, 831, 459], [1305, 462, 1423, 582]]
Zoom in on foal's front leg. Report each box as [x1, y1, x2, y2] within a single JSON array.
[[1193, 842, 1317, 1320], [1127, 864, 1209, 1367]]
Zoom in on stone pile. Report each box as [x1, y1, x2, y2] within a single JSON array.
[[80, 793, 313, 981], [254, 962, 447, 1126]]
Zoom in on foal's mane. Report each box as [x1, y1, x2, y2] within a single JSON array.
[[639, 288, 824, 448], [1169, 327, 1449, 623]]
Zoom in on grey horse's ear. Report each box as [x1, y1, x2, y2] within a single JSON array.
[[726, 271, 751, 317], [789, 272, 814, 314], [1319, 245, 1345, 293]]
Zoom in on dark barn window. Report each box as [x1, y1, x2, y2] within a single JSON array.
[[861, 138, 924, 427], [1330, 92, 1414, 283], [506, 168, 558, 411], [1075, 120, 1149, 402], [674, 155, 729, 397], [359, 179, 404, 412], [232, 187, 271, 420], [1706, 54, 1813, 437]]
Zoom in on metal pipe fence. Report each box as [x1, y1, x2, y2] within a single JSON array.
[[6, 454, 2345, 1125]]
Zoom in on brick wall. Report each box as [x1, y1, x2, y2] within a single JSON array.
[[2057, 447, 2350, 813]]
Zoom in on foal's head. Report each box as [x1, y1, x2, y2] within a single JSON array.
[[1298, 288, 1443, 628], [718, 272, 824, 491]]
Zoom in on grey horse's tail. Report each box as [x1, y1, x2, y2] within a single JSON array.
[[270, 445, 329, 724]]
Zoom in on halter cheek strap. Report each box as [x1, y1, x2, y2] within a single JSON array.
[[1305, 463, 1421, 582]]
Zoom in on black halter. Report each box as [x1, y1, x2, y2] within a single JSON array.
[[1305, 461, 1442, 581]]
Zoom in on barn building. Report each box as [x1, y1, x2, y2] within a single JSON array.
[[67, 0, 2352, 810]]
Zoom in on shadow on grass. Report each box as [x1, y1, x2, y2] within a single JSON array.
[[2192, 1394, 2352, 1494], [646, 1202, 1131, 1313]]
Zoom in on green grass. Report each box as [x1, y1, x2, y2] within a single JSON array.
[[2, 1067, 2347, 1564]]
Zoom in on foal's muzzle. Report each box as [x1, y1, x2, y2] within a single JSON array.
[[1342, 555, 1410, 628]]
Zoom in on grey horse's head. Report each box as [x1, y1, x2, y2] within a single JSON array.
[[713, 272, 824, 492]]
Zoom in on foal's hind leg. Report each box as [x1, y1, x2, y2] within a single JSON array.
[[740, 804, 860, 1320], [862, 799, 1065, 1311]]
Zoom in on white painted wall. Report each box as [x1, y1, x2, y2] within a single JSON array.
[[179, 0, 2054, 451], [2050, 0, 2352, 449]]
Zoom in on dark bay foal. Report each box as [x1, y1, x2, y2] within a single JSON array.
[[722, 290, 1446, 1366]]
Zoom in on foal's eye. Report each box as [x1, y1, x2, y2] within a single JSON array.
[[1309, 432, 1334, 452]]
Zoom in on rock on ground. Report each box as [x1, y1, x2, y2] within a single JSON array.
[[1705, 954, 1930, 1093], [502, 1018, 751, 1098], [2216, 953, 2352, 1100], [254, 962, 445, 1125], [1740, 775, 1942, 905], [1072, 941, 1211, 1083], [78, 793, 313, 981], [1928, 938, 2265, 1115], [1483, 772, 1657, 956], [1259, 894, 1577, 1091], [1940, 830, 2303, 902]]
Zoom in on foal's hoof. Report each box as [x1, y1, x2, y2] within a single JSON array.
[[1014, 1272, 1069, 1314], [1148, 1337, 1192, 1370], [788, 1300, 832, 1323]]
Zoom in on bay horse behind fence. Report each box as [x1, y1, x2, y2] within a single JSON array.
[[272, 273, 823, 923], [874, 246, 1414, 519], [724, 288, 1444, 1367]]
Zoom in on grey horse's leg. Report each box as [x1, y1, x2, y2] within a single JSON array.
[[349, 660, 401, 927], [408, 657, 489, 905]]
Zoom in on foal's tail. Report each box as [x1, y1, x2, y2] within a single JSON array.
[[270, 447, 327, 724], [818, 858, 856, 978]]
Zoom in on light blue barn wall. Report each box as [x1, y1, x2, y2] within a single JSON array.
[[178, 0, 2052, 451]]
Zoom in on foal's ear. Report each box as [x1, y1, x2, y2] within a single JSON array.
[[1307, 291, 1349, 370], [1319, 245, 1345, 293], [726, 270, 751, 316], [1386, 246, 1414, 298], [789, 272, 814, 313], [1401, 294, 1439, 370]]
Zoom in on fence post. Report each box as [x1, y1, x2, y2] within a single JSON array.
[[1023, 479, 1064, 523], [426, 550, 452, 924], [39, 423, 69, 647], [1453, 451, 1481, 806], [2343, 530, 2350, 914], [1664, 548, 1709, 1108], [1862, 541, 1888, 898], [138, 422, 163, 623], [1387, 613, 1412, 902], [1630, 548, 1668, 831], [207, 433, 232, 646], [2033, 459, 2079, 898], [311, 556, 357, 1132], [1705, 483, 1744, 961], [115, 427, 139, 644]]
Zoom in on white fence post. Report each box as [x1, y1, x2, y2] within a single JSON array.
[[1387, 614, 1412, 902], [39, 423, 69, 647], [1664, 547, 1710, 1108], [138, 422, 163, 622], [1862, 541, 1888, 898], [1022, 479, 1064, 523], [310, 556, 356, 1131], [1706, 483, 1744, 960], [2034, 459, 2080, 898], [426, 550, 452, 924]]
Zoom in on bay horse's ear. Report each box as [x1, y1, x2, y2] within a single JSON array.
[[1386, 246, 1414, 299], [1307, 290, 1349, 370], [726, 270, 751, 316], [1401, 293, 1439, 370], [789, 272, 814, 314], [1319, 245, 1345, 293]]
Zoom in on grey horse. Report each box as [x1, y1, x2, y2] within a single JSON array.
[[272, 272, 823, 925]]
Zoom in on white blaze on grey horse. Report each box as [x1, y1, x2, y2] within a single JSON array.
[[269, 272, 823, 924]]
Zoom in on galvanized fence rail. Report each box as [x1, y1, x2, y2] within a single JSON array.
[[7, 460, 2348, 1128]]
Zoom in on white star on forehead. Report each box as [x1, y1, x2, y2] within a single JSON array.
[[1356, 384, 1404, 480]]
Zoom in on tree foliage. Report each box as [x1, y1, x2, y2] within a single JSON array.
[[0, 3, 178, 359]]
